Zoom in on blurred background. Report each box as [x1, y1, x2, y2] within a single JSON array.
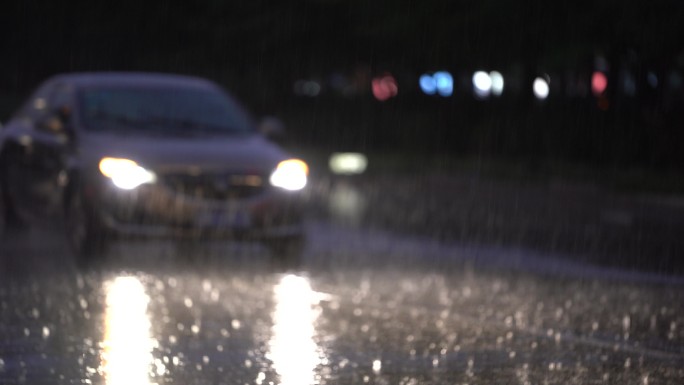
[[2, 0, 683, 172], [1, 2, 684, 384]]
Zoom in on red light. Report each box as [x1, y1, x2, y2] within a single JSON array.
[[592, 72, 607, 96], [372, 74, 398, 101]]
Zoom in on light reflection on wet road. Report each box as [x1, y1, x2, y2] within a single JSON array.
[[1, 180, 684, 384], [1, 222, 683, 385]]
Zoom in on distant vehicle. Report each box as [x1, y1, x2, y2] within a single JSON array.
[[0, 72, 308, 264]]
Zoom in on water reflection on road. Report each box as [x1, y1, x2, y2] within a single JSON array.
[[101, 276, 157, 385], [0, 184, 683, 384], [268, 274, 328, 385]]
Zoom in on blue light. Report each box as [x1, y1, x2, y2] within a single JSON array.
[[419, 74, 437, 95], [433, 71, 453, 97]]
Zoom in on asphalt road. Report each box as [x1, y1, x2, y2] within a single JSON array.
[[316, 173, 684, 274], [1, 177, 684, 384]]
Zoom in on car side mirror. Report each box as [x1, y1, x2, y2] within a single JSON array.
[[258, 116, 286, 144]]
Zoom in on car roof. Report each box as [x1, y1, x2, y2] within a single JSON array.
[[46, 72, 219, 90]]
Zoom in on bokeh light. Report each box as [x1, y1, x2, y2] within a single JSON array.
[[533, 77, 550, 100], [329, 152, 368, 175], [433, 71, 453, 97], [372, 74, 398, 101], [472, 71, 492, 98], [623, 74, 636, 96], [490, 71, 504, 96], [419, 74, 437, 95], [420, 71, 453, 97], [591, 71, 608, 96], [647, 72, 658, 88], [294, 80, 321, 97]]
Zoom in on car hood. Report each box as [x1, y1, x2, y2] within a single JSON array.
[[78, 132, 290, 174]]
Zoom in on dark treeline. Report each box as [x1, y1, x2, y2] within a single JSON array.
[[1, 0, 683, 168]]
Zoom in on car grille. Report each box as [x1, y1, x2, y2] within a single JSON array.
[[161, 172, 267, 200]]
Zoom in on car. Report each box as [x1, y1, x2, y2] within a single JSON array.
[[0, 72, 309, 264]]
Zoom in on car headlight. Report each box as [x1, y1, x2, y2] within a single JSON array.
[[99, 157, 157, 190], [269, 159, 308, 191]]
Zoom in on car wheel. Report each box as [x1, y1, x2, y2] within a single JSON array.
[[65, 192, 107, 265], [265, 235, 305, 268]]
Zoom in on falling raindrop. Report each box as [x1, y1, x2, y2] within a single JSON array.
[[154, 359, 166, 376], [372, 359, 382, 373], [210, 289, 220, 302], [202, 280, 212, 292]]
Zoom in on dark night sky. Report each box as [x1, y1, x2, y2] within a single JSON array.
[[2, 0, 683, 166], [2, 0, 683, 90]]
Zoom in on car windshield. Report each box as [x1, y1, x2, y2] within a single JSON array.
[[78, 86, 254, 135]]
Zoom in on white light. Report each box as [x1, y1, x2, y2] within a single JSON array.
[[269, 159, 308, 191], [472, 71, 492, 98], [268, 275, 328, 385], [99, 158, 156, 190], [490, 71, 504, 96], [329, 153, 368, 175], [533, 77, 550, 100], [101, 276, 155, 385], [372, 359, 382, 374]]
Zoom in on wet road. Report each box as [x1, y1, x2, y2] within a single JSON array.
[[1, 180, 684, 384]]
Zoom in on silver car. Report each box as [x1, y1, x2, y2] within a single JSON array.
[[0, 72, 309, 264]]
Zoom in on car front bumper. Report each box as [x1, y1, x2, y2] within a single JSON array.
[[84, 177, 306, 240]]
